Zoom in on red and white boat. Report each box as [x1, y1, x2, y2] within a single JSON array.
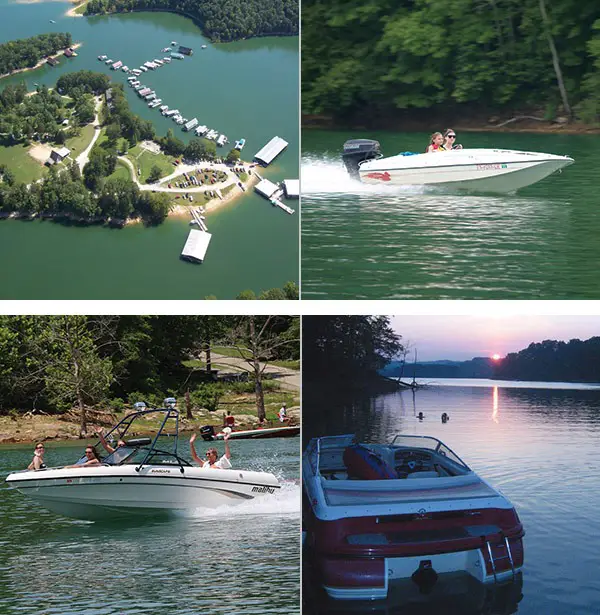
[[213, 425, 300, 440], [303, 434, 524, 601]]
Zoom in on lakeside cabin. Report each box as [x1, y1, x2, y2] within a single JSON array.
[[46, 147, 71, 166], [254, 136, 288, 166], [178, 46, 193, 56], [46, 57, 59, 67], [64, 48, 77, 58]]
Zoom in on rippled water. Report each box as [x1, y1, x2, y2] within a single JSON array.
[[301, 130, 600, 299], [303, 381, 600, 614], [0, 438, 300, 614]]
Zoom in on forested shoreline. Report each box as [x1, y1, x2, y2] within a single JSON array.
[[0, 316, 299, 436], [302, 1, 600, 127], [0, 33, 72, 78], [303, 316, 402, 391], [494, 338, 600, 383], [84, 0, 298, 42]]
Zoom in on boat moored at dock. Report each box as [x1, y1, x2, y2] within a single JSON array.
[[184, 118, 199, 131], [234, 138, 246, 151], [98, 55, 107, 61], [217, 134, 229, 147], [195, 125, 208, 136], [303, 434, 525, 600]]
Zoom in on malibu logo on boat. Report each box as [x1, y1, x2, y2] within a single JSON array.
[[365, 171, 391, 181], [150, 469, 171, 474], [251, 485, 276, 494]]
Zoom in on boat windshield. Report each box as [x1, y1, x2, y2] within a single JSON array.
[[102, 446, 138, 466], [390, 435, 468, 469], [112, 447, 192, 468]]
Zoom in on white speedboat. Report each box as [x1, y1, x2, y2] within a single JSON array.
[[303, 434, 524, 600], [5, 402, 280, 521], [342, 139, 573, 193]]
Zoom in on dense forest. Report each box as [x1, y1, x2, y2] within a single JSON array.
[[0, 315, 299, 433], [0, 33, 72, 76], [303, 316, 402, 385], [302, 0, 600, 125], [493, 337, 600, 382], [84, 0, 298, 42]]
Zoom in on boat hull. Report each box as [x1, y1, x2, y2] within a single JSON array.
[[6, 465, 280, 521], [358, 149, 573, 193], [215, 426, 300, 440]]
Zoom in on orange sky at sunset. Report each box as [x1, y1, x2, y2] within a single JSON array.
[[389, 315, 600, 361]]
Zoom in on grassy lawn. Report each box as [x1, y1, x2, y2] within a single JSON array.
[[107, 159, 132, 181], [0, 140, 45, 184], [74, 1, 89, 15], [270, 359, 300, 370], [181, 359, 232, 371], [65, 123, 96, 158], [212, 345, 251, 359], [126, 144, 176, 184]]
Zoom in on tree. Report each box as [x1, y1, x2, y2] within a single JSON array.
[[225, 316, 300, 422], [184, 138, 208, 161], [226, 148, 240, 164], [147, 165, 162, 183], [191, 383, 223, 413], [25, 316, 113, 436]]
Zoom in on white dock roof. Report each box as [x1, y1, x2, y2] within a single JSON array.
[[282, 179, 299, 198], [181, 229, 212, 263], [255, 178, 280, 199], [254, 136, 288, 165]]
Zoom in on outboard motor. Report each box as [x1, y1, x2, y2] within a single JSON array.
[[342, 139, 381, 180], [200, 425, 215, 441]]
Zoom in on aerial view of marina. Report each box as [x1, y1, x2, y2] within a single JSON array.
[[0, 0, 299, 299]]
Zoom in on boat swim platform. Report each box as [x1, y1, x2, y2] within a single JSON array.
[[181, 229, 212, 263], [254, 136, 288, 166]]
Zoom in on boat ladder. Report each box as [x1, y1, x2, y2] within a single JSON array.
[[484, 533, 516, 583]]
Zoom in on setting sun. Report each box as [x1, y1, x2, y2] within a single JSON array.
[[491, 353, 501, 361]]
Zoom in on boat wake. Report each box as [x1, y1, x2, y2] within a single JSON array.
[[187, 478, 300, 520], [302, 155, 428, 196]]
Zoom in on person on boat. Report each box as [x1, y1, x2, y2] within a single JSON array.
[[278, 403, 288, 423], [417, 411, 425, 420], [94, 426, 126, 454], [442, 129, 463, 150], [189, 431, 232, 469], [223, 411, 235, 430], [426, 132, 444, 153], [28, 442, 47, 471], [67, 445, 102, 468], [441, 412, 450, 423]]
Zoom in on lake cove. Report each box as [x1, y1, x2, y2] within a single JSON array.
[[0, 2, 298, 298]]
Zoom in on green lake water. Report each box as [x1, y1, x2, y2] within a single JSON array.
[[0, 1, 298, 299], [0, 437, 300, 614], [302, 130, 600, 300]]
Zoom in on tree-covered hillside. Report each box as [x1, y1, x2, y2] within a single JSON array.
[[302, 0, 600, 124], [494, 337, 600, 382], [85, 0, 298, 42], [0, 33, 72, 76]]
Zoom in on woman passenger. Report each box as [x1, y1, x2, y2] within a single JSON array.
[[442, 129, 463, 150], [28, 442, 47, 471]]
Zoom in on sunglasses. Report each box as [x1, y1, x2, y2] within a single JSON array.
[[36, 446, 44, 450], [447, 134, 456, 139]]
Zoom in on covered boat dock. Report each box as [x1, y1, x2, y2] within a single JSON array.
[[181, 229, 212, 263], [254, 136, 288, 166]]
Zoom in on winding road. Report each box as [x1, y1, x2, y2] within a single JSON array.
[[118, 155, 242, 193], [75, 96, 102, 171]]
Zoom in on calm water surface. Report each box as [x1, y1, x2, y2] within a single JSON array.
[[302, 130, 600, 299], [303, 380, 600, 614], [0, 438, 300, 614], [0, 1, 298, 299]]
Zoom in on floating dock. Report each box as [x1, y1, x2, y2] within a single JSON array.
[[282, 179, 299, 198], [254, 177, 295, 215], [181, 229, 212, 263], [254, 136, 288, 166], [184, 118, 199, 131]]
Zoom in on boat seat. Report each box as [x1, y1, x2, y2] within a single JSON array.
[[407, 470, 439, 479]]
